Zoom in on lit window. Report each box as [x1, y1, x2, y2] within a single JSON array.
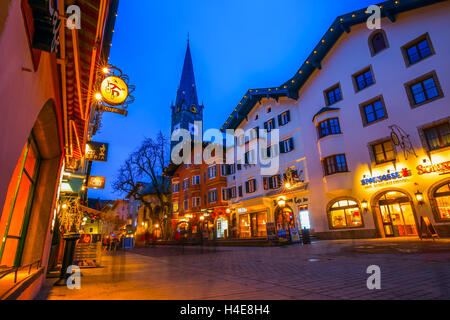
[[433, 183, 450, 220], [328, 199, 362, 228], [372, 140, 395, 164], [424, 123, 450, 151]]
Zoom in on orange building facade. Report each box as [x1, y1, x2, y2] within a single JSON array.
[[167, 149, 232, 240]]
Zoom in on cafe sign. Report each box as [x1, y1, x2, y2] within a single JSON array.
[[417, 160, 450, 175], [87, 176, 106, 189], [361, 168, 411, 186], [85, 141, 108, 162], [100, 76, 128, 106], [95, 64, 135, 117]]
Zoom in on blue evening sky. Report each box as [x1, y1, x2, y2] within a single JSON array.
[[89, 0, 378, 200]]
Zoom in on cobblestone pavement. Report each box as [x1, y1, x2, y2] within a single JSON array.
[[36, 238, 450, 300]]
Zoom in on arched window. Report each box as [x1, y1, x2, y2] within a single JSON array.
[[433, 182, 450, 220], [328, 199, 363, 229], [369, 30, 388, 56]]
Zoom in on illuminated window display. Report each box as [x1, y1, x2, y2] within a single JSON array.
[[433, 182, 450, 220], [0, 137, 40, 267], [328, 199, 362, 228]]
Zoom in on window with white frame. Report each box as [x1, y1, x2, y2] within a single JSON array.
[[192, 197, 201, 208], [183, 199, 189, 211], [172, 182, 180, 193], [222, 188, 229, 201], [183, 178, 189, 190], [265, 144, 279, 158], [230, 186, 237, 198], [208, 165, 217, 179], [245, 179, 257, 193], [208, 189, 218, 203], [192, 175, 200, 185], [278, 110, 291, 126], [280, 138, 294, 153]]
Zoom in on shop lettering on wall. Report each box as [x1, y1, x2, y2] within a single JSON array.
[[361, 168, 411, 188], [272, 197, 308, 207], [28, 0, 61, 53], [417, 160, 450, 175]]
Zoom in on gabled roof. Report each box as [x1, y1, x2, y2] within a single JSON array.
[[220, 0, 445, 132], [175, 41, 199, 108]]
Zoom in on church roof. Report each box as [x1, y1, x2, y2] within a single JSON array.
[[175, 41, 199, 108]]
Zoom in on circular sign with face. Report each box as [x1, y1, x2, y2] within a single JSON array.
[[100, 76, 128, 106]]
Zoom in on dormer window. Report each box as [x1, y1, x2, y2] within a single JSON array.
[[369, 30, 388, 56]]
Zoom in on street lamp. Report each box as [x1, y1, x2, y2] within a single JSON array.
[[415, 190, 424, 204], [361, 200, 368, 212]]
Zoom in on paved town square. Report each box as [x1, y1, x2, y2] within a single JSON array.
[[37, 239, 450, 300]]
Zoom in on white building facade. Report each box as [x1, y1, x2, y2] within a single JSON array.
[[222, 0, 450, 240]]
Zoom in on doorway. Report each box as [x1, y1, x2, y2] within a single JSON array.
[[216, 217, 228, 239], [378, 191, 417, 237]]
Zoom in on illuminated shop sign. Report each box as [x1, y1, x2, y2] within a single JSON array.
[[87, 176, 106, 189], [85, 141, 108, 162], [100, 76, 129, 106], [361, 168, 410, 185], [417, 160, 450, 175]]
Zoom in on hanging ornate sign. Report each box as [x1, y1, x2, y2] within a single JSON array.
[[389, 125, 417, 160], [95, 64, 135, 116], [85, 141, 108, 162], [100, 76, 128, 106]]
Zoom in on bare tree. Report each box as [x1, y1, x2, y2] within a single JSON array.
[[113, 131, 171, 239]]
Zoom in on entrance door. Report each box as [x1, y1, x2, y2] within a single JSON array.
[[378, 191, 417, 237], [216, 217, 228, 238]]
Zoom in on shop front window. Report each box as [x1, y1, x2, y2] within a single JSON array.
[[216, 217, 229, 238], [328, 199, 362, 229], [250, 212, 267, 237], [0, 137, 40, 267], [433, 182, 450, 220], [239, 214, 251, 238], [275, 207, 295, 232]]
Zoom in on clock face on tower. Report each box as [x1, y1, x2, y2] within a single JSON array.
[[191, 105, 196, 113]]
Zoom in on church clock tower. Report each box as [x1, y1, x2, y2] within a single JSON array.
[[171, 40, 204, 151]]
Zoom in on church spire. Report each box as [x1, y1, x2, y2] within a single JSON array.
[[175, 39, 198, 108]]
